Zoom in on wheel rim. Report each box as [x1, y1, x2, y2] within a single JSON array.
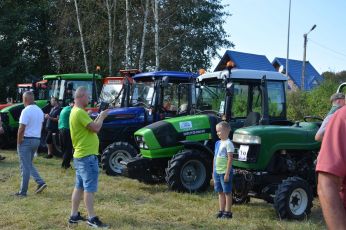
[[110, 150, 132, 173], [180, 160, 206, 191], [289, 188, 308, 216]]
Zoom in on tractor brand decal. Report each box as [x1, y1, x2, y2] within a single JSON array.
[[182, 129, 207, 136], [179, 121, 192, 130]]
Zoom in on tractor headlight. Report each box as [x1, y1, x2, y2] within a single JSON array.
[[135, 135, 148, 149], [233, 133, 261, 144], [135, 135, 143, 142]]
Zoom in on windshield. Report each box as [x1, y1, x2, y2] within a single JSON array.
[[48, 80, 95, 102], [16, 85, 48, 102], [130, 81, 155, 107], [99, 84, 123, 104], [196, 81, 226, 113]]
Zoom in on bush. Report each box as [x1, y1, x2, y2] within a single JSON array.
[[287, 78, 341, 121]]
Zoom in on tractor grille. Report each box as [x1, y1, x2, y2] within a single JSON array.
[[233, 143, 261, 163]]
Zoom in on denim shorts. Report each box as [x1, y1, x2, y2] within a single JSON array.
[[214, 169, 233, 193], [74, 155, 99, 192]]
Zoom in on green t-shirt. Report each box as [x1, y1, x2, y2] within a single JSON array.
[[69, 107, 99, 158], [58, 106, 72, 129]]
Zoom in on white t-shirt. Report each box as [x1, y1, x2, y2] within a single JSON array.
[[19, 104, 44, 138], [214, 139, 234, 174]]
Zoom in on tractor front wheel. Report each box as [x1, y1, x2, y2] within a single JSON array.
[[101, 142, 138, 176], [165, 149, 212, 192], [274, 176, 313, 220]]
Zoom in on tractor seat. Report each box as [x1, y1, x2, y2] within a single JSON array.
[[244, 112, 260, 127]]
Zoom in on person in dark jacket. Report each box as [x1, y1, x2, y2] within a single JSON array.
[[44, 97, 61, 158]]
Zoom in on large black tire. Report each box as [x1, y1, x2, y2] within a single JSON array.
[[165, 149, 212, 192], [274, 177, 313, 220], [101, 142, 138, 176]]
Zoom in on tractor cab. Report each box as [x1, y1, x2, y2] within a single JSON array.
[[98, 69, 139, 108], [0, 73, 102, 148], [44, 73, 102, 109], [195, 68, 290, 134], [99, 71, 198, 176]]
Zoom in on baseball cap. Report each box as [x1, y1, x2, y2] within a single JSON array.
[[330, 93, 345, 102]]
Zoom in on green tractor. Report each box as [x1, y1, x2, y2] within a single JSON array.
[[126, 68, 288, 184], [0, 73, 102, 150], [126, 68, 321, 220]]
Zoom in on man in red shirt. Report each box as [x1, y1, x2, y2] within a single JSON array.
[[316, 105, 346, 229]]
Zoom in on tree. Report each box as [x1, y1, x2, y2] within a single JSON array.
[[0, 0, 56, 101], [73, 0, 89, 73], [105, 0, 117, 76], [138, 0, 149, 71]]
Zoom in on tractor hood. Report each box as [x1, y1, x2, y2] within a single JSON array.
[[99, 107, 146, 126], [232, 123, 321, 170], [134, 114, 215, 158], [234, 122, 320, 146]]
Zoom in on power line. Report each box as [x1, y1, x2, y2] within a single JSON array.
[[309, 39, 346, 59]]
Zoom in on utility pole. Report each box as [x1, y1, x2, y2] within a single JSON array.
[[301, 24, 316, 90], [286, 0, 291, 77]]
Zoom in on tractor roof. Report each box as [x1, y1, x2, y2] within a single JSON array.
[[43, 73, 102, 80], [133, 71, 198, 80], [197, 69, 287, 82]]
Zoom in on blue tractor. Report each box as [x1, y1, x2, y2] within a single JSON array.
[[98, 71, 198, 175]]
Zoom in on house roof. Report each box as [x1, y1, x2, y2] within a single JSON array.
[[272, 57, 323, 90], [214, 50, 276, 72]]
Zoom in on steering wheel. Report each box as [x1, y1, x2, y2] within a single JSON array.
[[303, 116, 323, 122], [195, 109, 220, 117], [133, 101, 149, 108]]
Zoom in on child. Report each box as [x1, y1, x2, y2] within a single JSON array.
[[213, 121, 234, 219]]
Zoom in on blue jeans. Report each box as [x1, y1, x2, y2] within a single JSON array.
[[17, 138, 45, 195], [74, 155, 99, 193], [214, 169, 233, 193]]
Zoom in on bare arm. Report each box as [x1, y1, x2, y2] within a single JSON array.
[[17, 124, 26, 145], [86, 110, 109, 133], [315, 115, 331, 142], [318, 172, 346, 229], [224, 152, 233, 182]]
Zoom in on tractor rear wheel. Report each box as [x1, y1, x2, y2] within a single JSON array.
[[165, 149, 212, 192], [101, 142, 138, 176], [274, 176, 313, 220]]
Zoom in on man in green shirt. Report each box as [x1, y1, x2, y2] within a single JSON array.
[[59, 99, 74, 169], [68, 86, 109, 228]]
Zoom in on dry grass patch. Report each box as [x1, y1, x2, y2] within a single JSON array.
[[0, 150, 325, 229]]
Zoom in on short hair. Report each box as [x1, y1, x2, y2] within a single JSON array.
[[51, 96, 58, 101], [330, 93, 345, 102], [216, 121, 231, 131], [75, 86, 88, 98], [23, 91, 34, 101]]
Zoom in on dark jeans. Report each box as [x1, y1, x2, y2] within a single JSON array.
[[60, 128, 73, 168], [17, 138, 45, 195]]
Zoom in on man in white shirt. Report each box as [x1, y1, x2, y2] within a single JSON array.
[[15, 91, 46, 197]]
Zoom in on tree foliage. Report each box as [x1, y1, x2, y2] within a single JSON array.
[[0, 0, 232, 101], [287, 71, 346, 121]]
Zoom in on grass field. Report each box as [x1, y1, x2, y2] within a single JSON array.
[[0, 150, 326, 230]]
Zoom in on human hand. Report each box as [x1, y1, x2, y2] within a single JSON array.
[[17, 138, 23, 146], [99, 109, 109, 119], [45, 114, 49, 119], [224, 174, 229, 182]]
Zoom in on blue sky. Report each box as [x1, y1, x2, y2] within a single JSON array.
[[212, 0, 346, 74]]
